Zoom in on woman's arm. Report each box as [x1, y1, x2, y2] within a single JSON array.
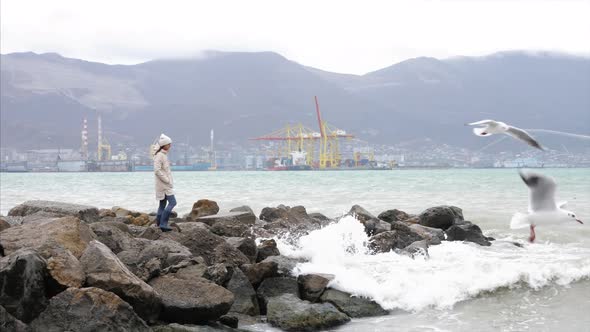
[[154, 154, 171, 185]]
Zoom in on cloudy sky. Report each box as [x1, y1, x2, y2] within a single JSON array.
[[1, 0, 589, 74]]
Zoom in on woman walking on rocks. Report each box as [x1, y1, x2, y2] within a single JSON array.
[[153, 133, 175, 232]]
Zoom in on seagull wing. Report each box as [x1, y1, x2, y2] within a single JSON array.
[[467, 119, 496, 126], [505, 126, 544, 150], [518, 170, 557, 211]]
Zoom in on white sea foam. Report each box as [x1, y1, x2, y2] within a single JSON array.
[[276, 216, 590, 312]]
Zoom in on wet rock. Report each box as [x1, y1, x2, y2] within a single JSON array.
[[37, 243, 85, 291], [256, 239, 280, 262], [117, 238, 193, 282], [0, 216, 96, 258], [89, 221, 135, 254], [8, 200, 100, 223], [261, 255, 302, 277], [149, 275, 234, 323], [203, 264, 233, 286], [128, 213, 152, 226], [260, 205, 309, 223], [408, 223, 444, 245], [445, 222, 491, 246], [0, 217, 12, 232], [165, 259, 207, 279], [29, 287, 150, 332], [0, 305, 29, 332], [257, 277, 299, 314], [218, 315, 239, 328], [225, 237, 257, 263], [239, 261, 279, 288], [320, 288, 388, 318], [400, 240, 430, 258], [369, 230, 423, 253], [308, 212, 332, 224], [99, 208, 116, 218], [418, 206, 463, 230], [0, 249, 48, 323], [347, 205, 390, 236], [80, 240, 161, 322], [230, 205, 255, 215], [112, 206, 133, 217], [298, 273, 334, 302], [378, 209, 412, 223], [143, 223, 249, 267], [267, 294, 350, 331], [20, 211, 63, 225], [226, 268, 260, 316], [202, 212, 256, 237], [187, 199, 220, 221]]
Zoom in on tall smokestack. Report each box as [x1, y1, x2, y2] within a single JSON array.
[[81, 117, 88, 160]]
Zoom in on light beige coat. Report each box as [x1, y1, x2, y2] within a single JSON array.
[[154, 150, 174, 200]]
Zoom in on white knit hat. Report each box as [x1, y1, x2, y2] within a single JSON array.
[[158, 133, 172, 147]]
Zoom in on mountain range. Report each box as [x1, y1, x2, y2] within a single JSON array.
[[1, 50, 589, 151]]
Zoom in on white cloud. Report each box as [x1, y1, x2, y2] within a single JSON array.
[[1, 0, 589, 74]]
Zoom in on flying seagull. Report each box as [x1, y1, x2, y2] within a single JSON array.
[[510, 170, 583, 242], [466, 120, 544, 150]]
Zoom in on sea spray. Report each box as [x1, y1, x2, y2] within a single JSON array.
[[275, 216, 590, 312]]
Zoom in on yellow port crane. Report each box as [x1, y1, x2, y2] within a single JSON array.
[[250, 123, 318, 166], [314, 96, 354, 169]]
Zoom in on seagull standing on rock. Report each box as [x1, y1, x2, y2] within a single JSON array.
[[511, 170, 583, 242], [467, 119, 545, 150]]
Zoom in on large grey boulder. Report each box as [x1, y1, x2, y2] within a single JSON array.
[[80, 240, 161, 323], [408, 223, 445, 245], [0, 305, 29, 332], [369, 230, 423, 253], [378, 209, 412, 223], [259, 205, 325, 236], [149, 275, 234, 323], [0, 249, 49, 323], [257, 277, 299, 314], [20, 211, 63, 225], [36, 243, 85, 291], [418, 206, 464, 230], [117, 238, 194, 281], [445, 222, 491, 246], [267, 294, 350, 331], [89, 222, 135, 254], [8, 200, 99, 223], [319, 288, 388, 318], [256, 239, 280, 262], [348, 205, 391, 236], [0, 218, 11, 232], [203, 264, 233, 286], [240, 261, 279, 288], [225, 237, 257, 263], [142, 223, 249, 267], [204, 211, 256, 237], [186, 199, 220, 221], [29, 287, 150, 332], [226, 268, 260, 316], [261, 255, 302, 277], [297, 273, 334, 302], [0, 216, 96, 258]]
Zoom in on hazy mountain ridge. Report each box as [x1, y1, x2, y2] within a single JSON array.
[[1, 50, 589, 150]]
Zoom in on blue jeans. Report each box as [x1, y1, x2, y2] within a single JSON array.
[[156, 195, 176, 229]]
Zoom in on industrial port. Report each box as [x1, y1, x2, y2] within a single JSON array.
[[2, 96, 589, 172], [0, 96, 393, 172]]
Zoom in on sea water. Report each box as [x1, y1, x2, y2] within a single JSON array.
[[1, 168, 589, 331]]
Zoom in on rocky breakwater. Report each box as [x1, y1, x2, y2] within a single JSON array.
[[0, 199, 494, 331]]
